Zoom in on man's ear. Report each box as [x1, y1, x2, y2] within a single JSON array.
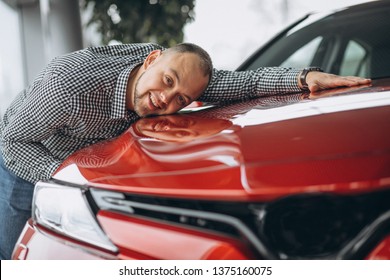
[[143, 50, 162, 69]]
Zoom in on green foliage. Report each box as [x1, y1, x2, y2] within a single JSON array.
[[81, 0, 196, 47]]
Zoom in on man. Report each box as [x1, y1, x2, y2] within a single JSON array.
[[0, 42, 370, 259]]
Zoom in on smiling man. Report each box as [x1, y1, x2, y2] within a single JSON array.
[[0, 42, 370, 259], [127, 47, 211, 116]]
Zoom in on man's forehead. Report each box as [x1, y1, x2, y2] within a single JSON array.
[[164, 51, 198, 64], [169, 67, 181, 83], [163, 55, 198, 78]]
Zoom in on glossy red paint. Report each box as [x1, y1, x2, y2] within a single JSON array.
[[97, 210, 254, 260], [56, 81, 390, 201], [366, 235, 390, 260]]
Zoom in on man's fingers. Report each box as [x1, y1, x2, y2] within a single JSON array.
[[345, 76, 372, 85], [307, 72, 371, 92]]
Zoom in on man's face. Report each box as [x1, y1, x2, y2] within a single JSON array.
[[131, 51, 209, 117]]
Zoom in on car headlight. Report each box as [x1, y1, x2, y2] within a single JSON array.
[[32, 181, 118, 253]]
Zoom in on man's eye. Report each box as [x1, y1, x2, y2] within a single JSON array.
[[165, 76, 173, 86], [177, 95, 186, 106]]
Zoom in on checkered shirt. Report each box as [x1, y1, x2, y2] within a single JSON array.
[[0, 43, 301, 183]]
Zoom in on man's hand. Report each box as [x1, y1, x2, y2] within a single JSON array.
[[303, 71, 371, 92]]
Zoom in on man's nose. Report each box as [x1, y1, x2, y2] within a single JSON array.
[[160, 91, 175, 108]]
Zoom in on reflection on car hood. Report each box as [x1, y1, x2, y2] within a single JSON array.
[[53, 78, 390, 201]]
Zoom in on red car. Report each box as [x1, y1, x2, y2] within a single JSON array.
[[13, 0, 390, 260]]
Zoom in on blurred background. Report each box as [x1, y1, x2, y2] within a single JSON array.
[[0, 0, 374, 115]]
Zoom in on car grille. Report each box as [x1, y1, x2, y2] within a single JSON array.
[[89, 187, 390, 259]]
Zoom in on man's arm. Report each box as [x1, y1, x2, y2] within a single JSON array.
[[1, 78, 70, 184], [200, 67, 301, 103], [200, 67, 371, 103]]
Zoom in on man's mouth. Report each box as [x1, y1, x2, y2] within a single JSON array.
[[149, 93, 160, 109]]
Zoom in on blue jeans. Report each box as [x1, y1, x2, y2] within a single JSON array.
[[0, 153, 35, 260]]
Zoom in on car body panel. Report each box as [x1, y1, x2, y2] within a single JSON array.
[[13, 220, 115, 260], [97, 210, 254, 260], [366, 235, 390, 260], [53, 80, 390, 201]]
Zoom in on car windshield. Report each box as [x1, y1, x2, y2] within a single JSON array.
[[242, 3, 390, 79]]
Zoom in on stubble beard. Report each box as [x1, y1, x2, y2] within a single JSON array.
[[132, 72, 148, 117]]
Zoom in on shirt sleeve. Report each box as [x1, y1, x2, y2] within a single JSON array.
[[87, 43, 165, 58], [1, 74, 70, 184], [199, 67, 302, 103]]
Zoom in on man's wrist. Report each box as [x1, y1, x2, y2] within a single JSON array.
[[298, 67, 323, 91]]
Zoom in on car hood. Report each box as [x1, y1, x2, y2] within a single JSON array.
[[53, 78, 390, 201]]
